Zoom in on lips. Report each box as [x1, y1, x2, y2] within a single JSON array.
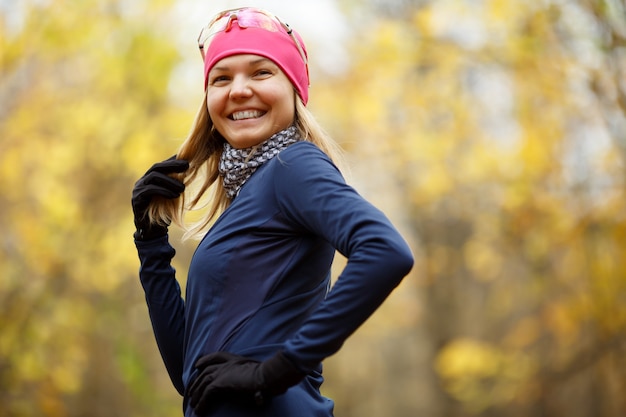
[[230, 110, 265, 121]]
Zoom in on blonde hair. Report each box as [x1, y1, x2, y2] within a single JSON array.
[[149, 91, 346, 240]]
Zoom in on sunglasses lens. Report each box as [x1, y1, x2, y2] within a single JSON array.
[[236, 11, 281, 32], [199, 13, 231, 48]]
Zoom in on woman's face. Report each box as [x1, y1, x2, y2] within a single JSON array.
[[206, 54, 296, 149]]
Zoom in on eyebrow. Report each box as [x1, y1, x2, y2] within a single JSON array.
[[210, 57, 276, 73]]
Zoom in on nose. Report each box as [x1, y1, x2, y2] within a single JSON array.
[[229, 75, 253, 100]]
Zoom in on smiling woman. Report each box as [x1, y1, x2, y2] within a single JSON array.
[[130, 7, 413, 417]]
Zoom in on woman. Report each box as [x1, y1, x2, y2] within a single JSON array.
[[131, 7, 413, 417]]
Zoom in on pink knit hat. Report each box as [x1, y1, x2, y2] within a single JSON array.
[[202, 18, 310, 104]]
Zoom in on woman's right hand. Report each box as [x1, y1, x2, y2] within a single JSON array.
[[131, 156, 189, 240]]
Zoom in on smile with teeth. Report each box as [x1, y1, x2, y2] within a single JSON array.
[[231, 110, 265, 121]]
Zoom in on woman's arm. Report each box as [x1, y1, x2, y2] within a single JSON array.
[[275, 142, 414, 371], [135, 236, 186, 395]]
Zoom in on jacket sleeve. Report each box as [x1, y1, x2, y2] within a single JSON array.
[[135, 236, 186, 395], [273, 142, 414, 371]]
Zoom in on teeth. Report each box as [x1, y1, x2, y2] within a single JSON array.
[[232, 110, 263, 121]]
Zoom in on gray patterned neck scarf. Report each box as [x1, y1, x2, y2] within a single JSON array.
[[219, 125, 301, 199]]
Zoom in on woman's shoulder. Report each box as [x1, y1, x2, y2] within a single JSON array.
[[280, 140, 327, 158], [274, 141, 336, 170], [269, 140, 345, 195]]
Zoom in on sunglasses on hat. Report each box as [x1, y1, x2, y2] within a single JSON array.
[[197, 7, 308, 66]]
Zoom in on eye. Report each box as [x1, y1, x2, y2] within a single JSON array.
[[253, 69, 273, 78], [209, 75, 231, 85]]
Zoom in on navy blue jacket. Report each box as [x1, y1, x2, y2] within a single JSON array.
[[136, 141, 414, 416]]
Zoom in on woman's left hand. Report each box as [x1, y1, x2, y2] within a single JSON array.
[[187, 351, 304, 414]]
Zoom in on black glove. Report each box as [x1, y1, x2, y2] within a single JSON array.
[[132, 156, 189, 241], [188, 351, 305, 414]]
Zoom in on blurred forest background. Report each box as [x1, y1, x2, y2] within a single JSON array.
[[1, 0, 626, 416]]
